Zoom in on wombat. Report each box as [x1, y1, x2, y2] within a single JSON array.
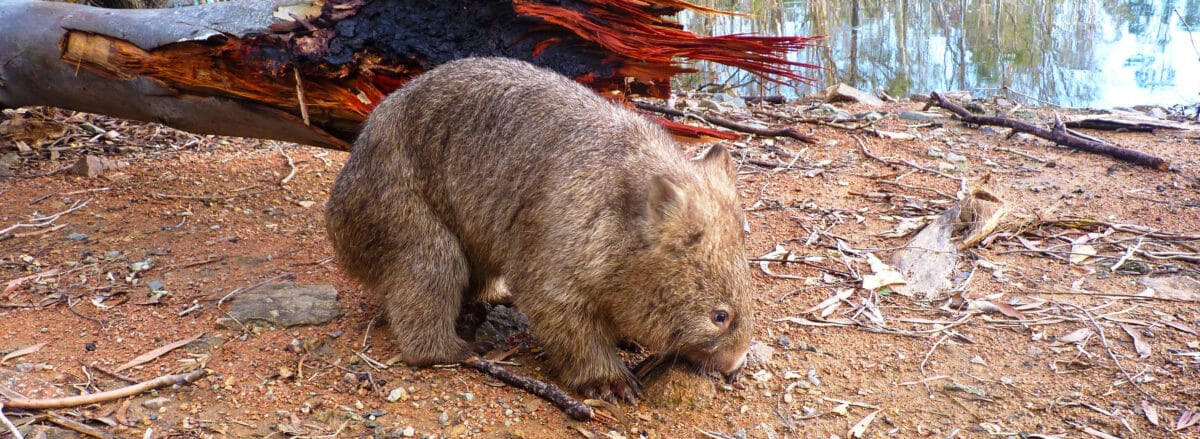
[[325, 57, 753, 402]]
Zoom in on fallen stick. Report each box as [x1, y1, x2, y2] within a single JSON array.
[[461, 356, 593, 421], [928, 92, 1169, 170], [1, 368, 206, 410], [634, 102, 817, 144]]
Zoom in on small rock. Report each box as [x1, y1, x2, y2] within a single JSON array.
[[1026, 346, 1043, 357], [216, 283, 341, 329], [0, 154, 16, 177], [438, 411, 450, 426], [807, 366, 821, 386], [129, 260, 152, 272], [68, 154, 126, 178], [296, 200, 316, 208], [777, 335, 791, 348], [823, 83, 884, 107], [900, 111, 936, 121], [146, 280, 165, 292], [142, 397, 171, 410], [857, 111, 884, 121], [14, 363, 35, 373], [927, 147, 945, 158], [403, 426, 416, 437], [387, 387, 408, 402], [945, 152, 967, 163], [458, 392, 474, 402], [745, 340, 775, 367], [68, 232, 89, 241]]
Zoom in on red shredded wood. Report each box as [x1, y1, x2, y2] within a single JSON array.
[[514, 0, 821, 85]]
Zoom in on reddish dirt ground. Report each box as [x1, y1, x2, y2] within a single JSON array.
[[1, 99, 1198, 438]]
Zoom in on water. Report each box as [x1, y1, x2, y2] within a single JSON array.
[[680, 0, 1200, 109]]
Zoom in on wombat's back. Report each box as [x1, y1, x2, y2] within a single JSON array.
[[334, 58, 686, 278]]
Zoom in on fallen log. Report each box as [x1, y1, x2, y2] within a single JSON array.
[[928, 92, 1169, 171], [0, 0, 821, 149]]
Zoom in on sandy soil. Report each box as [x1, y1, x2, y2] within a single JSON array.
[[1, 98, 1198, 438]]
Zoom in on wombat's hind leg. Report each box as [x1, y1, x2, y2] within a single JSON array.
[[374, 218, 473, 366]]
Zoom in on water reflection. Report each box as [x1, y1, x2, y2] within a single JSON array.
[[681, 0, 1200, 108]]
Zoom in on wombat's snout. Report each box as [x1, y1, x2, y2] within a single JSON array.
[[714, 345, 749, 382]]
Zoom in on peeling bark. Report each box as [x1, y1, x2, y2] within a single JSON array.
[[0, 0, 820, 149]]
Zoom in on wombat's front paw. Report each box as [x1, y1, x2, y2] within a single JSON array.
[[579, 376, 642, 404]]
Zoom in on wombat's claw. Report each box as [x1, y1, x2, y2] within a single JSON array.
[[580, 379, 640, 404]]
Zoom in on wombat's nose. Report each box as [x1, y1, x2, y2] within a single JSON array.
[[716, 347, 748, 377]]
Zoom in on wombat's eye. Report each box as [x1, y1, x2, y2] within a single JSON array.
[[711, 310, 729, 325]]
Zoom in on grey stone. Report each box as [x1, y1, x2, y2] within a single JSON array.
[[900, 111, 936, 121], [68, 232, 89, 241], [146, 280, 165, 291], [217, 283, 340, 329], [745, 340, 775, 367], [823, 83, 883, 107], [143, 396, 171, 410]]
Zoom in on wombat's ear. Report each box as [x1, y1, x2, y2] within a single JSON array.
[[647, 175, 684, 223], [697, 144, 736, 181]]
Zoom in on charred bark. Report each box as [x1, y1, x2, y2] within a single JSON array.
[[0, 0, 820, 149]]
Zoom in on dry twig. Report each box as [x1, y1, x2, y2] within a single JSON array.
[[928, 92, 1169, 170], [461, 356, 593, 421], [2, 368, 206, 410]]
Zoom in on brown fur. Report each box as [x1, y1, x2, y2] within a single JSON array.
[[325, 57, 754, 402]]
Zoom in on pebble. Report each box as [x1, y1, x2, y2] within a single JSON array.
[[746, 340, 775, 367], [387, 387, 408, 402], [146, 280, 165, 291], [143, 397, 171, 410], [68, 232, 89, 241], [459, 392, 474, 402], [14, 363, 35, 373], [439, 411, 449, 426], [402, 426, 415, 437], [1026, 346, 1043, 357], [777, 335, 791, 348]]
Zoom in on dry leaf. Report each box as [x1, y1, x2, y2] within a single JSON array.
[[3, 268, 62, 295], [773, 316, 850, 327], [1160, 320, 1197, 335], [1176, 410, 1200, 430], [757, 245, 805, 280], [987, 300, 1027, 320], [1142, 400, 1159, 426], [803, 288, 854, 315], [1057, 328, 1093, 344], [848, 409, 881, 438], [114, 333, 204, 372], [862, 253, 906, 290], [1081, 427, 1119, 439], [1069, 243, 1097, 264], [0, 341, 49, 365], [1120, 324, 1151, 359]]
